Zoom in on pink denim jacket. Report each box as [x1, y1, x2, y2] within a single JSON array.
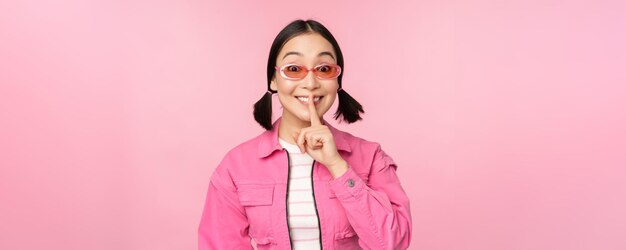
[[198, 118, 412, 249]]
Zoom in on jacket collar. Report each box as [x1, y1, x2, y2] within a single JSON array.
[[257, 117, 352, 158]]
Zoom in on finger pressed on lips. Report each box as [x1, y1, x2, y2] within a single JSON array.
[[292, 94, 324, 153], [308, 93, 322, 126]]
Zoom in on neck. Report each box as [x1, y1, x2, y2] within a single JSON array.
[[278, 112, 324, 145]]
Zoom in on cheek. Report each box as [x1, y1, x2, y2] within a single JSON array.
[[276, 90, 297, 108], [276, 94, 291, 107], [318, 93, 337, 112], [276, 81, 297, 94], [324, 95, 337, 109]]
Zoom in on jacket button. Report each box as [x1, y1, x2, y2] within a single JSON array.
[[347, 179, 355, 187]]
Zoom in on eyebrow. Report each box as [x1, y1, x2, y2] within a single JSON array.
[[282, 51, 335, 60]]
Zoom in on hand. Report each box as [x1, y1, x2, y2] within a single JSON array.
[[293, 94, 348, 175]]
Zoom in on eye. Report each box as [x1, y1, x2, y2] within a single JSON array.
[[285, 65, 301, 72], [317, 65, 331, 72]]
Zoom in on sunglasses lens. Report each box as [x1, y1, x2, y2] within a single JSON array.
[[282, 65, 307, 79], [279, 64, 341, 79], [315, 64, 340, 79]]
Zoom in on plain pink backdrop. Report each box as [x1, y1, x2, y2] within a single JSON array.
[[1, 0, 625, 249]]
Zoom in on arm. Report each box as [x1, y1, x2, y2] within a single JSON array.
[[198, 163, 252, 250], [328, 145, 412, 250]]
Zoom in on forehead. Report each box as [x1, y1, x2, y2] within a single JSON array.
[[277, 33, 336, 61]]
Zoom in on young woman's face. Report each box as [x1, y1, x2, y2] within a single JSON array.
[[270, 32, 340, 124]]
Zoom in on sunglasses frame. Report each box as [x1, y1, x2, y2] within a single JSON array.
[[274, 63, 342, 80]]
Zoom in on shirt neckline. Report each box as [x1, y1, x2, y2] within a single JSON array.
[[278, 137, 302, 154]]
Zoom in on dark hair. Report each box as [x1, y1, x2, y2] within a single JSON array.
[[253, 19, 364, 130]]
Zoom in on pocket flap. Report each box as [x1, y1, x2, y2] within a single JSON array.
[[334, 227, 357, 240], [252, 236, 276, 246], [236, 183, 274, 206]]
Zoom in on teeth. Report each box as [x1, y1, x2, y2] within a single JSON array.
[[297, 96, 321, 102]]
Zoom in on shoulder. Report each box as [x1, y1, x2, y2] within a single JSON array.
[[219, 131, 267, 163], [333, 129, 398, 176], [337, 128, 384, 154], [210, 131, 268, 182]]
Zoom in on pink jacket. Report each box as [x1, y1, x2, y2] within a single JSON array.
[[198, 118, 412, 249]]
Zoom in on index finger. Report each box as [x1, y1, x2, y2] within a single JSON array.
[[308, 93, 322, 126]]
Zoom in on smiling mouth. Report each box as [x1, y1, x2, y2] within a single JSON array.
[[295, 96, 323, 105]]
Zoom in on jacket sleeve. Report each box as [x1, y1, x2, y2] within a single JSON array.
[[198, 162, 252, 250], [328, 144, 412, 250]]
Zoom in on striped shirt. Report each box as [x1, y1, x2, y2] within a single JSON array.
[[279, 138, 321, 250]]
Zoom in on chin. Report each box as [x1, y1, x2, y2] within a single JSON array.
[[299, 114, 312, 121], [297, 113, 314, 122]]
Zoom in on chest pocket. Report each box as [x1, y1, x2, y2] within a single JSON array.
[[235, 181, 275, 237]]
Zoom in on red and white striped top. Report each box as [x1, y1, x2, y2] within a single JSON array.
[[279, 138, 321, 250]]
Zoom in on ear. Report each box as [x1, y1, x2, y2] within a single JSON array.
[[270, 78, 277, 92]]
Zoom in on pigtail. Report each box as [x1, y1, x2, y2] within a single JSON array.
[[333, 88, 364, 123], [253, 91, 275, 130]]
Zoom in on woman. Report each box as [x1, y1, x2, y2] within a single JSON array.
[[198, 19, 412, 250]]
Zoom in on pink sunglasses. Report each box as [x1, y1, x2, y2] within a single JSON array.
[[274, 63, 342, 80]]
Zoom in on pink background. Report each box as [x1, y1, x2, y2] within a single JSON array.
[[1, 0, 625, 249]]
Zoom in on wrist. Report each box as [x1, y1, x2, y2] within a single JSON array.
[[327, 159, 349, 179]]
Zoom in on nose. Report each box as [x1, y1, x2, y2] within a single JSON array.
[[301, 68, 320, 90]]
